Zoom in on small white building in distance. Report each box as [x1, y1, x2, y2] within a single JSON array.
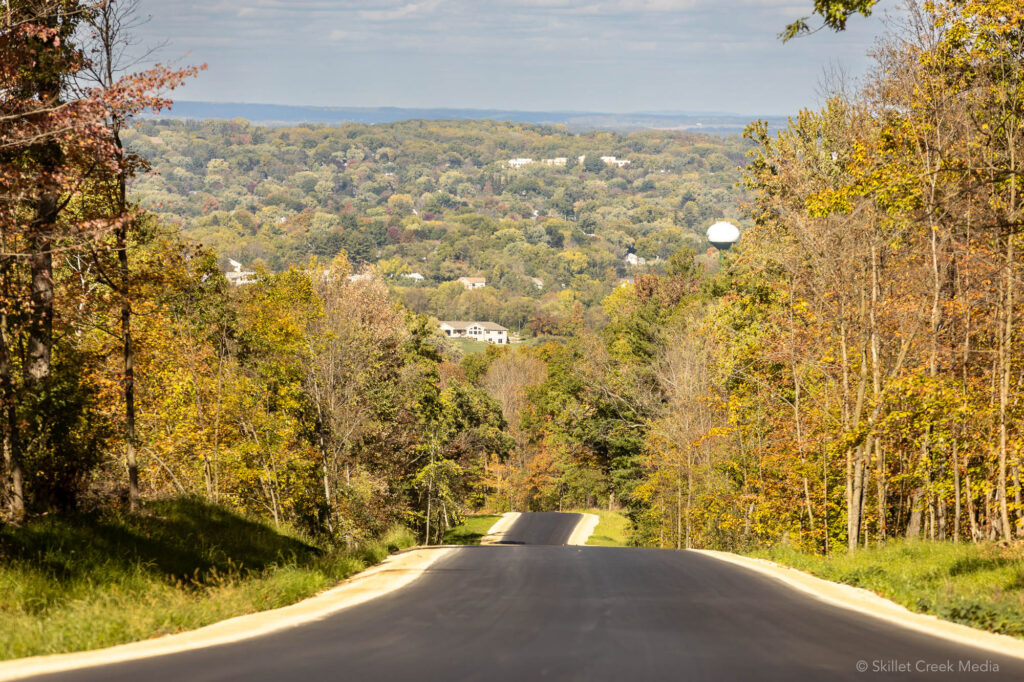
[[578, 155, 630, 167], [528, 276, 544, 289], [508, 158, 534, 168], [624, 253, 646, 267], [542, 157, 567, 166], [225, 259, 256, 286], [403, 272, 425, 282], [439, 321, 509, 345], [457, 276, 487, 289]]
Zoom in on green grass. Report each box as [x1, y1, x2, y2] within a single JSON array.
[[450, 338, 490, 355], [0, 497, 415, 660], [442, 514, 502, 545], [752, 540, 1024, 638], [570, 508, 631, 546], [518, 336, 571, 348]]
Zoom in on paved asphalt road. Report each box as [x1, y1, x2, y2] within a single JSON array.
[[496, 510, 583, 545], [33, 512, 1024, 681]]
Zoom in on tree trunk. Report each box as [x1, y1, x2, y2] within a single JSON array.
[[953, 440, 961, 542], [109, 112, 140, 513], [938, 496, 947, 539], [868, 244, 882, 545], [875, 438, 886, 541], [0, 309, 22, 520], [116, 202, 139, 511], [849, 446, 865, 551], [965, 472, 980, 541], [122, 289, 138, 511], [425, 442, 434, 545], [998, 236, 1014, 540], [906, 489, 923, 538], [676, 457, 683, 550], [684, 450, 693, 549], [27, 192, 56, 388], [320, 434, 334, 535], [25, 15, 62, 392], [847, 287, 869, 552]]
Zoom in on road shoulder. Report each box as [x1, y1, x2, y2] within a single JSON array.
[[480, 512, 521, 544], [694, 549, 1024, 661], [568, 513, 600, 545], [0, 547, 453, 682]]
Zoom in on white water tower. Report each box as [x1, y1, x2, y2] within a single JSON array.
[[706, 221, 740, 251]]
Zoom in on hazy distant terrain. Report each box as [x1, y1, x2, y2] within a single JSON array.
[[126, 117, 746, 329], [157, 101, 786, 134]]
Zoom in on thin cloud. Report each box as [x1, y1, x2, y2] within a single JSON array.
[[136, 0, 892, 113], [358, 0, 444, 21]]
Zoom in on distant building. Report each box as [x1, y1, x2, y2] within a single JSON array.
[[439, 321, 509, 345], [542, 157, 567, 166], [617, 276, 635, 287], [457, 276, 487, 290], [508, 158, 534, 168], [225, 259, 256, 286], [578, 154, 630, 167], [403, 272, 425, 281], [624, 253, 646, 267], [601, 156, 631, 168], [528, 276, 544, 290]]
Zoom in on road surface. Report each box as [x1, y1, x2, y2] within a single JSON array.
[[30, 512, 1024, 681]]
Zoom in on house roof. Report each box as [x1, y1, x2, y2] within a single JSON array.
[[457, 276, 486, 283], [440, 321, 508, 332]]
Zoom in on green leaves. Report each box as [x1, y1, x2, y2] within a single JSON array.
[[781, 0, 879, 42]]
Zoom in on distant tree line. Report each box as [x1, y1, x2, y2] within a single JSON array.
[[125, 117, 747, 334]]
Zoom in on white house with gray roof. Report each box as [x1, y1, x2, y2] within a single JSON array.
[[439, 321, 509, 345]]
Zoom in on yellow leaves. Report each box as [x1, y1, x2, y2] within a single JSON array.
[[805, 187, 853, 218], [558, 249, 590, 275]]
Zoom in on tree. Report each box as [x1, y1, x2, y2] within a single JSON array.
[[783, 0, 878, 41], [2, 0, 111, 514], [583, 154, 605, 173], [76, 0, 201, 512]]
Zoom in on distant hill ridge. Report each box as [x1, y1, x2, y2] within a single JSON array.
[[155, 101, 786, 134]]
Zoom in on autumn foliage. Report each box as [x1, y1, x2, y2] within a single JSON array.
[[506, 0, 1024, 553], [0, 2, 507, 544]]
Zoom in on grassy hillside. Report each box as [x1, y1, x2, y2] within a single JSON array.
[[0, 498, 414, 660], [753, 541, 1024, 638], [450, 338, 491, 355], [575, 509, 631, 547]]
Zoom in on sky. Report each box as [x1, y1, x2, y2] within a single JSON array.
[[135, 0, 896, 116]]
